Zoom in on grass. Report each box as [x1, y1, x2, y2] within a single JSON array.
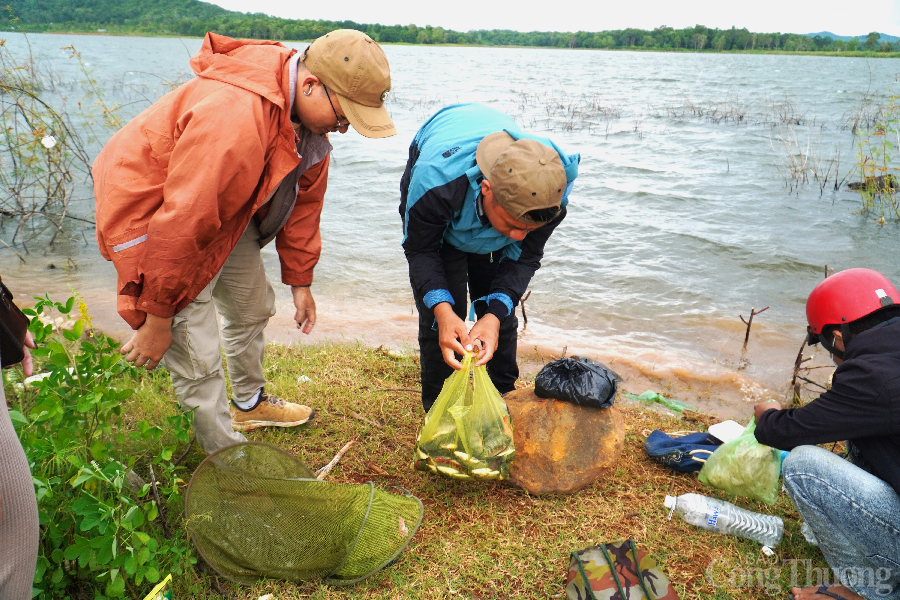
[[109, 341, 830, 599]]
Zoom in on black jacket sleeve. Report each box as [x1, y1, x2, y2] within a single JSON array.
[[401, 174, 469, 300], [755, 359, 896, 450]]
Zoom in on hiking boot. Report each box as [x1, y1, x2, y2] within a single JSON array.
[[231, 389, 315, 432]]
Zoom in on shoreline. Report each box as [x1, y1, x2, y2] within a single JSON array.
[[4, 30, 898, 59], [3, 262, 831, 422]]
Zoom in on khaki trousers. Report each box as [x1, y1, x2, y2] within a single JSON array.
[[163, 221, 276, 454]]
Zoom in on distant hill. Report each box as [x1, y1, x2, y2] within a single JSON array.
[[803, 31, 900, 43], [5, 0, 231, 27], [3, 0, 899, 54]]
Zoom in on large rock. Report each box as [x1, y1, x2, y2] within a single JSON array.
[[504, 388, 625, 495]]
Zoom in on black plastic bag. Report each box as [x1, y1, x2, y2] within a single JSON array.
[[534, 356, 617, 408]]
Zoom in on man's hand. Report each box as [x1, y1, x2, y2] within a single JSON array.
[[468, 314, 500, 367], [434, 302, 470, 370], [21, 331, 36, 378], [121, 314, 173, 369], [292, 285, 316, 334], [754, 400, 782, 423]]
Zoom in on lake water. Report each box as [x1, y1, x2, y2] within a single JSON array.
[[3, 33, 899, 417]]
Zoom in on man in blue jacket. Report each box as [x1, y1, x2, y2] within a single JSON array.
[[400, 103, 579, 411], [754, 268, 900, 600]]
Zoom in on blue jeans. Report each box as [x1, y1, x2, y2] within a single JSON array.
[[783, 446, 900, 599]]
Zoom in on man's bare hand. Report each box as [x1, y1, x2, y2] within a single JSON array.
[[434, 302, 470, 370], [469, 314, 500, 367], [121, 314, 173, 369], [754, 400, 782, 423], [292, 286, 316, 334], [21, 331, 36, 378]]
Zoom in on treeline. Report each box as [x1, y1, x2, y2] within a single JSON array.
[[5, 0, 900, 53]]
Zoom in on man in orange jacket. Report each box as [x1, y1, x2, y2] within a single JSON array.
[[93, 30, 395, 453]]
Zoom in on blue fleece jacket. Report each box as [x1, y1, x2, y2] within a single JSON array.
[[399, 103, 579, 321]]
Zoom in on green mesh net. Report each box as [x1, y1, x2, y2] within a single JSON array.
[[185, 443, 423, 586]]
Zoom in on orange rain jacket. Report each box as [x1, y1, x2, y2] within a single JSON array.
[[93, 33, 329, 329]]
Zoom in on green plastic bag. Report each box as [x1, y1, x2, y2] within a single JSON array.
[[623, 391, 694, 413], [698, 420, 781, 505], [414, 352, 515, 481]]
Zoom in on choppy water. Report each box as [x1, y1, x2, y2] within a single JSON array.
[[3, 33, 899, 417]]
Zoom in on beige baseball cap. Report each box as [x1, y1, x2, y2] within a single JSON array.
[[475, 132, 566, 225], [302, 29, 396, 138]]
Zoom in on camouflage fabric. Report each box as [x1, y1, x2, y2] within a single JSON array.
[[566, 539, 680, 600]]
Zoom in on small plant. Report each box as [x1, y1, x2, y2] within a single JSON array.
[[8, 295, 195, 598], [854, 86, 900, 220], [771, 124, 845, 193], [0, 25, 98, 253], [0, 22, 131, 254]]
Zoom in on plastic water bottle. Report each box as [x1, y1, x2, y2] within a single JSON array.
[[664, 493, 784, 547]]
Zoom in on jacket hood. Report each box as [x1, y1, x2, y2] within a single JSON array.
[[189, 32, 294, 109], [844, 318, 900, 362]]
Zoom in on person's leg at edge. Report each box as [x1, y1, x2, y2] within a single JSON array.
[[783, 445, 900, 600], [215, 221, 314, 429], [163, 273, 247, 454], [413, 244, 469, 412], [213, 221, 275, 404], [467, 252, 519, 395], [0, 375, 39, 600]]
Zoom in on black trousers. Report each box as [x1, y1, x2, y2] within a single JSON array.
[[412, 244, 519, 412]]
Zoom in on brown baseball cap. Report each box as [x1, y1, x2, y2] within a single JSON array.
[[475, 132, 566, 225], [302, 29, 396, 138]]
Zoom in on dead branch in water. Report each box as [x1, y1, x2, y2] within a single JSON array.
[[739, 306, 770, 350], [519, 290, 532, 328], [789, 264, 832, 405], [790, 340, 811, 406]]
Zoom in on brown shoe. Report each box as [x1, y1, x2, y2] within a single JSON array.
[[231, 389, 315, 432]]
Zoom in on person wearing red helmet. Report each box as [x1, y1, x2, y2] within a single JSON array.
[[755, 268, 900, 600]]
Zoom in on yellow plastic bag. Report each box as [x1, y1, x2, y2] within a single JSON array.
[[414, 352, 515, 481], [141, 574, 173, 600]]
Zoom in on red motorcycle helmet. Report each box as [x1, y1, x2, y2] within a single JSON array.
[[806, 268, 899, 350]]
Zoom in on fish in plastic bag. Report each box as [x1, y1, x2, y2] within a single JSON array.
[[141, 574, 173, 600], [414, 352, 514, 481], [698, 419, 781, 505]]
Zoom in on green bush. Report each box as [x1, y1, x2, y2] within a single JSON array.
[[8, 295, 195, 599], [855, 88, 900, 221]]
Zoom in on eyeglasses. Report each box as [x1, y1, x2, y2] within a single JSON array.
[[322, 84, 349, 130], [807, 326, 844, 360]]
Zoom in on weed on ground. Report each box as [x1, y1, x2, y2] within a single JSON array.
[[88, 341, 830, 599]]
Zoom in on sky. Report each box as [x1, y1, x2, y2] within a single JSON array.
[[207, 0, 900, 37]]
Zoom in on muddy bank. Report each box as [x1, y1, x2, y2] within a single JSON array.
[[2, 260, 832, 422]]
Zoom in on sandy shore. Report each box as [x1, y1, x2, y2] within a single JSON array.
[[3, 258, 832, 421]]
